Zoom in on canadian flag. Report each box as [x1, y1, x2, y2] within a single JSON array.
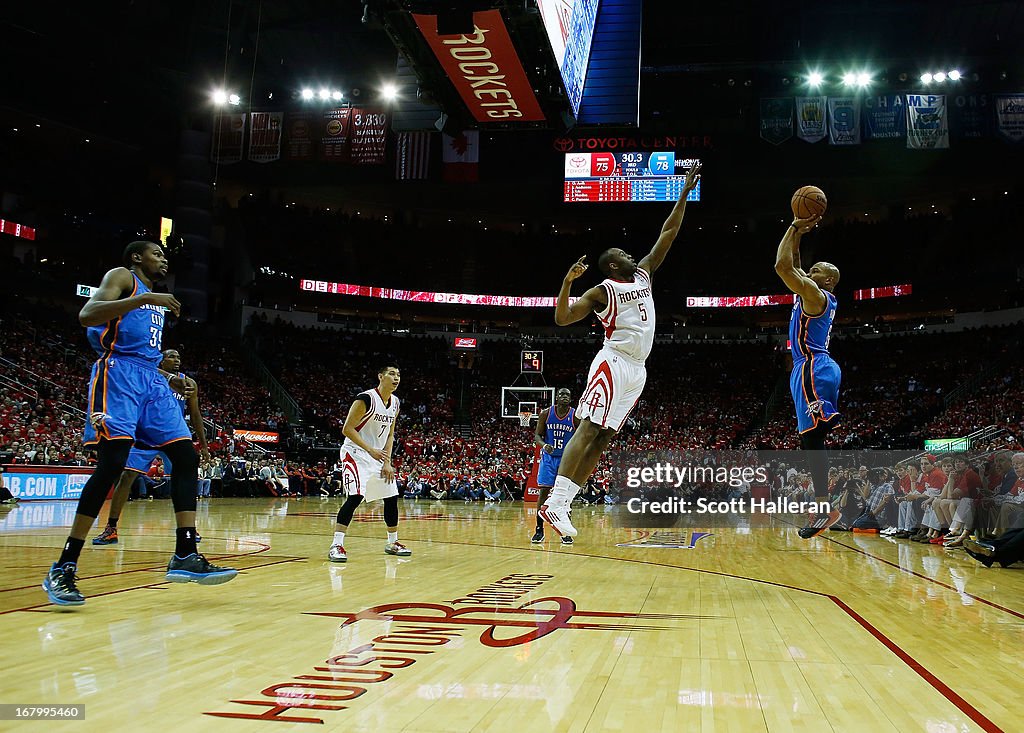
[[442, 130, 479, 182]]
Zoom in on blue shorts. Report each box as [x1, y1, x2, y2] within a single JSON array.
[[83, 356, 191, 448], [125, 446, 172, 476], [537, 452, 563, 487], [790, 353, 841, 434]]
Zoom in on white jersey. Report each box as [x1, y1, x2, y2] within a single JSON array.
[[341, 388, 400, 454], [595, 267, 655, 362]]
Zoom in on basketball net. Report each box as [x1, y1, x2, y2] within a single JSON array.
[[519, 411, 532, 428]]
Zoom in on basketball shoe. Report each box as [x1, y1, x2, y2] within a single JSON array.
[[328, 544, 347, 562], [91, 526, 118, 545], [539, 503, 577, 537], [798, 510, 842, 539], [43, 562, 85, 606], [531, 529, 544, 544], [385, 541, 412, 556], [165, 553, 237, 584], [560, 535, 574, 545]]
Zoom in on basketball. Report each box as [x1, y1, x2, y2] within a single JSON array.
[[791, 185, 828, 219]]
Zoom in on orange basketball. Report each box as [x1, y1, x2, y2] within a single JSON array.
[[791, 185, 828, 219]]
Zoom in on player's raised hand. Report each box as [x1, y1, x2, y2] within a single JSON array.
[[791, 214, 822, 235], [145, 292, 182, 317], [681, 162, 702, 195], [565, 256, 589, 282]]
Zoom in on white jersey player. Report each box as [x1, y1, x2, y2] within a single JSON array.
[[328, 365, 411, 562], [539, 163, 702, 540]]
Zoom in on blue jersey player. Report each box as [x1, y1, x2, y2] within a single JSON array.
[[43, 241, 235, 607], [92, 348, 210, 546], [531, 388, 579, 545], [775, 214, 843, 539]]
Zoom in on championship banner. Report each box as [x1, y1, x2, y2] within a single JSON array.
[[211, 113, 245, 164], [349, 108, 389, 165], [319, 108, 353, 161], [863, 95, 906, 140], [827, 97, 861, 145], [995, 95, 1024, 143], [412, 10, 545, 122], [248, 111, 283, 163], [950, 94, 989, 139], [233, 429, 279, 443], [795, 96, 827, 143], [285, 112, 315, 161], [906, 94, 949, 149], [759, 98, 793, 145]]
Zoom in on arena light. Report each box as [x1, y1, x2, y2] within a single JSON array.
[[807, 71, 824, 87], [331, 90, 343, 100], [841, 72, 857, 87], [920, 72, 933, 84], [948, 69, 961, 81], [319, 88, 331, 100], [227, 93, 241, 106], [211, 89, 228, 105], [381, 83, 398, 101], [301, 88, 314, 100], [933, 71, 946, 82], [856, 72, 871, 87]]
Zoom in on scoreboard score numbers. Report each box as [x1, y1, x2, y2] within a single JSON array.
[[521, 351, 544, 373], [564, 153, 701, 203]]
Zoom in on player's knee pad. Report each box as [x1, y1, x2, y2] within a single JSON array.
[[383, 495, 399, 526], [162, 439, 198, 512], [336, 494, 364, 525], [77, 439, 133, 518]]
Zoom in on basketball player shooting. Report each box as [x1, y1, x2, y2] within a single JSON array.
[[539, 163, 701, 539], [774, 214, 843, 538]]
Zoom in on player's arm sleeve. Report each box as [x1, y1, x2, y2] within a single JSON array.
[[555, 285, 607, 326]]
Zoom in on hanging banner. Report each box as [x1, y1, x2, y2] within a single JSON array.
[[906, 94, 949, 149], [827, 96, 861, 145], [412, 10, 545, 122], [248, 111, 283, 163], [995, 95, 1024, 143], [949, 94, 989, 139], [319, 108, 353, 161], [759, 98, 793, 145], [442, 130, 480, 182], [211, 113, 245, 164], [285, 112, 314, 161], [395, 131, 431, 180], [863, 95, 906, 140], [350, 108, 389, 164], [795, 96, 827, 143]]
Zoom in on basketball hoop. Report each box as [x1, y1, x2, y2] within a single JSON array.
[[519, 411, 533, 427]]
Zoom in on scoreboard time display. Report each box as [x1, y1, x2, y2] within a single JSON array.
[[563, 153, 702, 203], [521, 350, 544, 373]]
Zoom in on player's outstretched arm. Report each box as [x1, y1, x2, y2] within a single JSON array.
[[79, 267, 181, 326], [554, 256, 607, 326], [638, 162, 701, 274], [774, 217, 826, 315]]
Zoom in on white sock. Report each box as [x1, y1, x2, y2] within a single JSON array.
[[333, 531, 345, 546], [387, 531, 398, 544]]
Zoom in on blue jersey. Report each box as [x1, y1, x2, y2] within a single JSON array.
[[545, 406, 576, 457], [789, 290, 837, 363], [86, 272, 166, 367]]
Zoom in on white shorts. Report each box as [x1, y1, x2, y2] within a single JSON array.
[[340, 447, 398, 502], [577, 347, 647, 432]]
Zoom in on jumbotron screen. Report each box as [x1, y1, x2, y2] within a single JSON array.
[[564, 153, 701, 203]]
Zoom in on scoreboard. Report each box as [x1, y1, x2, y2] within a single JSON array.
[[563, 153, 701, 203], [521, 350, 544, 373]]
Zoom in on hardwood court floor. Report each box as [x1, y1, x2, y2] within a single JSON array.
[[1, 498, 1022, 733]]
